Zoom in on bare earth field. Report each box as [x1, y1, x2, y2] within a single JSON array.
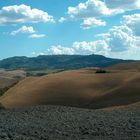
[[0, 105, 140, 140], [108, 61, 140, 71], [1, 69, 140, 109], [0, 69, 26, 88], [0, 69, 26, 97]]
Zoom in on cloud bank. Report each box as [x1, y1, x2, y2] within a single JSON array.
[[34, 12, 140, 59], [67, 0, 140, 29]]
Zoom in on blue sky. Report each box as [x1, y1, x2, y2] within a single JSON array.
[[0, 0, 140, 60]]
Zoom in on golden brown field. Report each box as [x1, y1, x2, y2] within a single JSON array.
[[1, 67, 140, 109]]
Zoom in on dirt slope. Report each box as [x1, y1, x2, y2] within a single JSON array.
[[0, 69, 26, 88], [1, 69, 140, 109], [109, 61, 140, 71]]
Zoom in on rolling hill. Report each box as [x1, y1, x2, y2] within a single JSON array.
[[109, 61, 140, 71], [0, 69, 26, 96], [0, 54, 131, 70], [1, 68, 140, 109]]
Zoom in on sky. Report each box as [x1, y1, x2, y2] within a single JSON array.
[[0, 0, 140, 60]]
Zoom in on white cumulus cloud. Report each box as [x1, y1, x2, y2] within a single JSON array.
[[45, 24, 140, 57], [104, 25, 137, 52], [0, 4, 54, 25], [122, 13, 140, 36], [47, 45, 75, 55], [81, 17, 106, 29], [68, 0, 140, 19], [67, 0, 140, 29], [68, 0, 110, 19], [10, 25, 35, 35], [45, 40, 109, 56], [105, 0, 140, 11], [58, 17, 66, 23], [72, 40, 110, 55]]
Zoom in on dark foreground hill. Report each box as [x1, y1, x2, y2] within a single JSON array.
[[0, 54, 130, 70], [0, 105, 140, 140]]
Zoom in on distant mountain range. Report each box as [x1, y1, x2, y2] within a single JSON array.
[[0, 54, 132, 70]]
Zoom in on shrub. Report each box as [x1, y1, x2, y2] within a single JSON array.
[[95, 69, 107, 74], [36, 73, 47, 76]]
